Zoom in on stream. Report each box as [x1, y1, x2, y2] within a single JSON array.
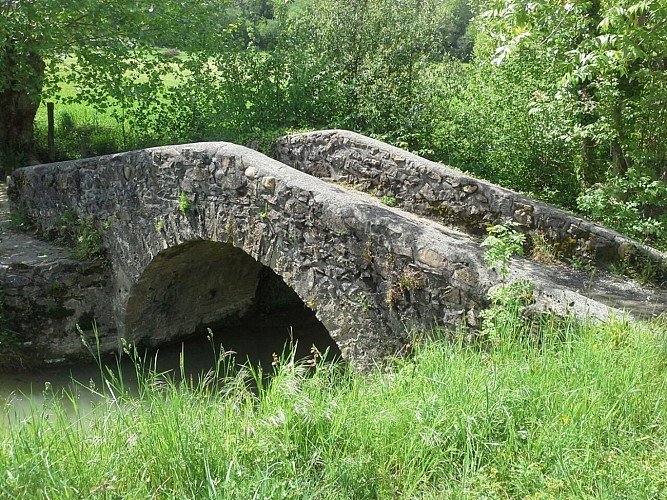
[[0, 306, 340, 424]]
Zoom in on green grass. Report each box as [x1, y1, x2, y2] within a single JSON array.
[[1, 311, 666, 498], [33, 53, 189, 161]]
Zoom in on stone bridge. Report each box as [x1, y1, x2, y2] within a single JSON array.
[[4, 131, 666, 369]]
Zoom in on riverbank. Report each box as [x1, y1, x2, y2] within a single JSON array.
[[1, 312, 666, 498]]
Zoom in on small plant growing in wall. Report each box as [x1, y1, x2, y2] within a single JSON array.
[[481, 222, 525, 280], [258, 202, 269, 220], [480, 221, 534, 345], [381, 195, 397, 207], [48, 210, 106, 262], [529, 231, 559, 265], [357, 292, 372, 311], [363, 240, 374, 265], [398, 268, 426, 292], [74, 224, 105, 261], [9, 209, 31, 229], [178, 191, 190, 214], [386, 268, 426, 309]]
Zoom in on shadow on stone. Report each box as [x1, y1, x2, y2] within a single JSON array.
[[124, 240, 341, 371]]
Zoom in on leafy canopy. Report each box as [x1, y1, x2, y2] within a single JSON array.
[[1, 0, 231, 105]]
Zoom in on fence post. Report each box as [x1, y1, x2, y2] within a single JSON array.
[[47, 102, 55, 162]]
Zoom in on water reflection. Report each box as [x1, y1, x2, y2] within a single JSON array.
[[0, 306, 340, 424]]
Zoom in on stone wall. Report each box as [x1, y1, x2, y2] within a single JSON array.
[[274, 130, 667, 275], [0, 235, 115, 368]]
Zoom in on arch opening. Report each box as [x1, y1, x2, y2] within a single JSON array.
[[124, 240, 341, 371]]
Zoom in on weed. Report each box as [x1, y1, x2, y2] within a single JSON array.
[[258, 202, 269, 220], [480, 222, 538, 344], [178, 191, 191, 214], [73, 223, 104, 261], [363, 240, 373, 265], [480, 279, 535, 344], [386, 286, 399, 307], [386, 268, 427, 308], [305, 297, 317, 311], [155, 219, 164, 232], [568, 255, 596, 272], [47, 210, 105, 261], [398, 268, 426, 291], [9, 209, 31, 229], [381, 195, 397, 207], [481, 221, 525, 280], [529, 231, 559, 265], [611, 250, 667, 287], [357, 292, 372, 311]]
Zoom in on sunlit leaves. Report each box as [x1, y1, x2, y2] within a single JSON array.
[[475, 0, 667, 247]]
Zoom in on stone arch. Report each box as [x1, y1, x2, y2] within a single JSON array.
[[124, 239, 341, 364]]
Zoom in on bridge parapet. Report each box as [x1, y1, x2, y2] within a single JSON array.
[[275, 130, 667, 280]]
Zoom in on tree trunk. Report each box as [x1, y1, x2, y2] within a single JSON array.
[[0, 49, 45, 174], [574, 0, 602, 186]]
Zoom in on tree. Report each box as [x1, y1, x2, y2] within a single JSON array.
[[284, 0, 449, 150], [475, 0, 667, 246], [0, 0, 230, 172]]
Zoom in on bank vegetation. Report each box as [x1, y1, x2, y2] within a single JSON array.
[[1, 311, 666, 498]]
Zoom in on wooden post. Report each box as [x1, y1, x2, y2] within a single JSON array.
[[47, 102, 55, 162]]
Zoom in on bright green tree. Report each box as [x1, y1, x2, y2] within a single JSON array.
[[0, 0, 230, 171], [475, 0, 667, 246], [286, 0, 453, 151]]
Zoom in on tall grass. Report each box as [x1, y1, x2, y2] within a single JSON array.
[[1, 312, 666, 498]]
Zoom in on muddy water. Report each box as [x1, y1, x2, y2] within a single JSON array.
[[0, 306, 340, 423]]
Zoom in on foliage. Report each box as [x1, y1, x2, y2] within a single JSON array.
[[48, 210, 105, 261], [34, 109, 120, 161], [480, 221, 534, 343], [0, 0, 233, 168], [529, 231, 560, 265], [380, 195, 397, 207], [2, 314, 667, 497], [178, 192, 191, 214], [286, 0, 451, 150], [578, 166, 667, 250], [431, 52, 581, 207], [480, 279, 535, 344], [474, 0, 667, 247], [481, 222, 526, 279], [72, 223, 105, 261]]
